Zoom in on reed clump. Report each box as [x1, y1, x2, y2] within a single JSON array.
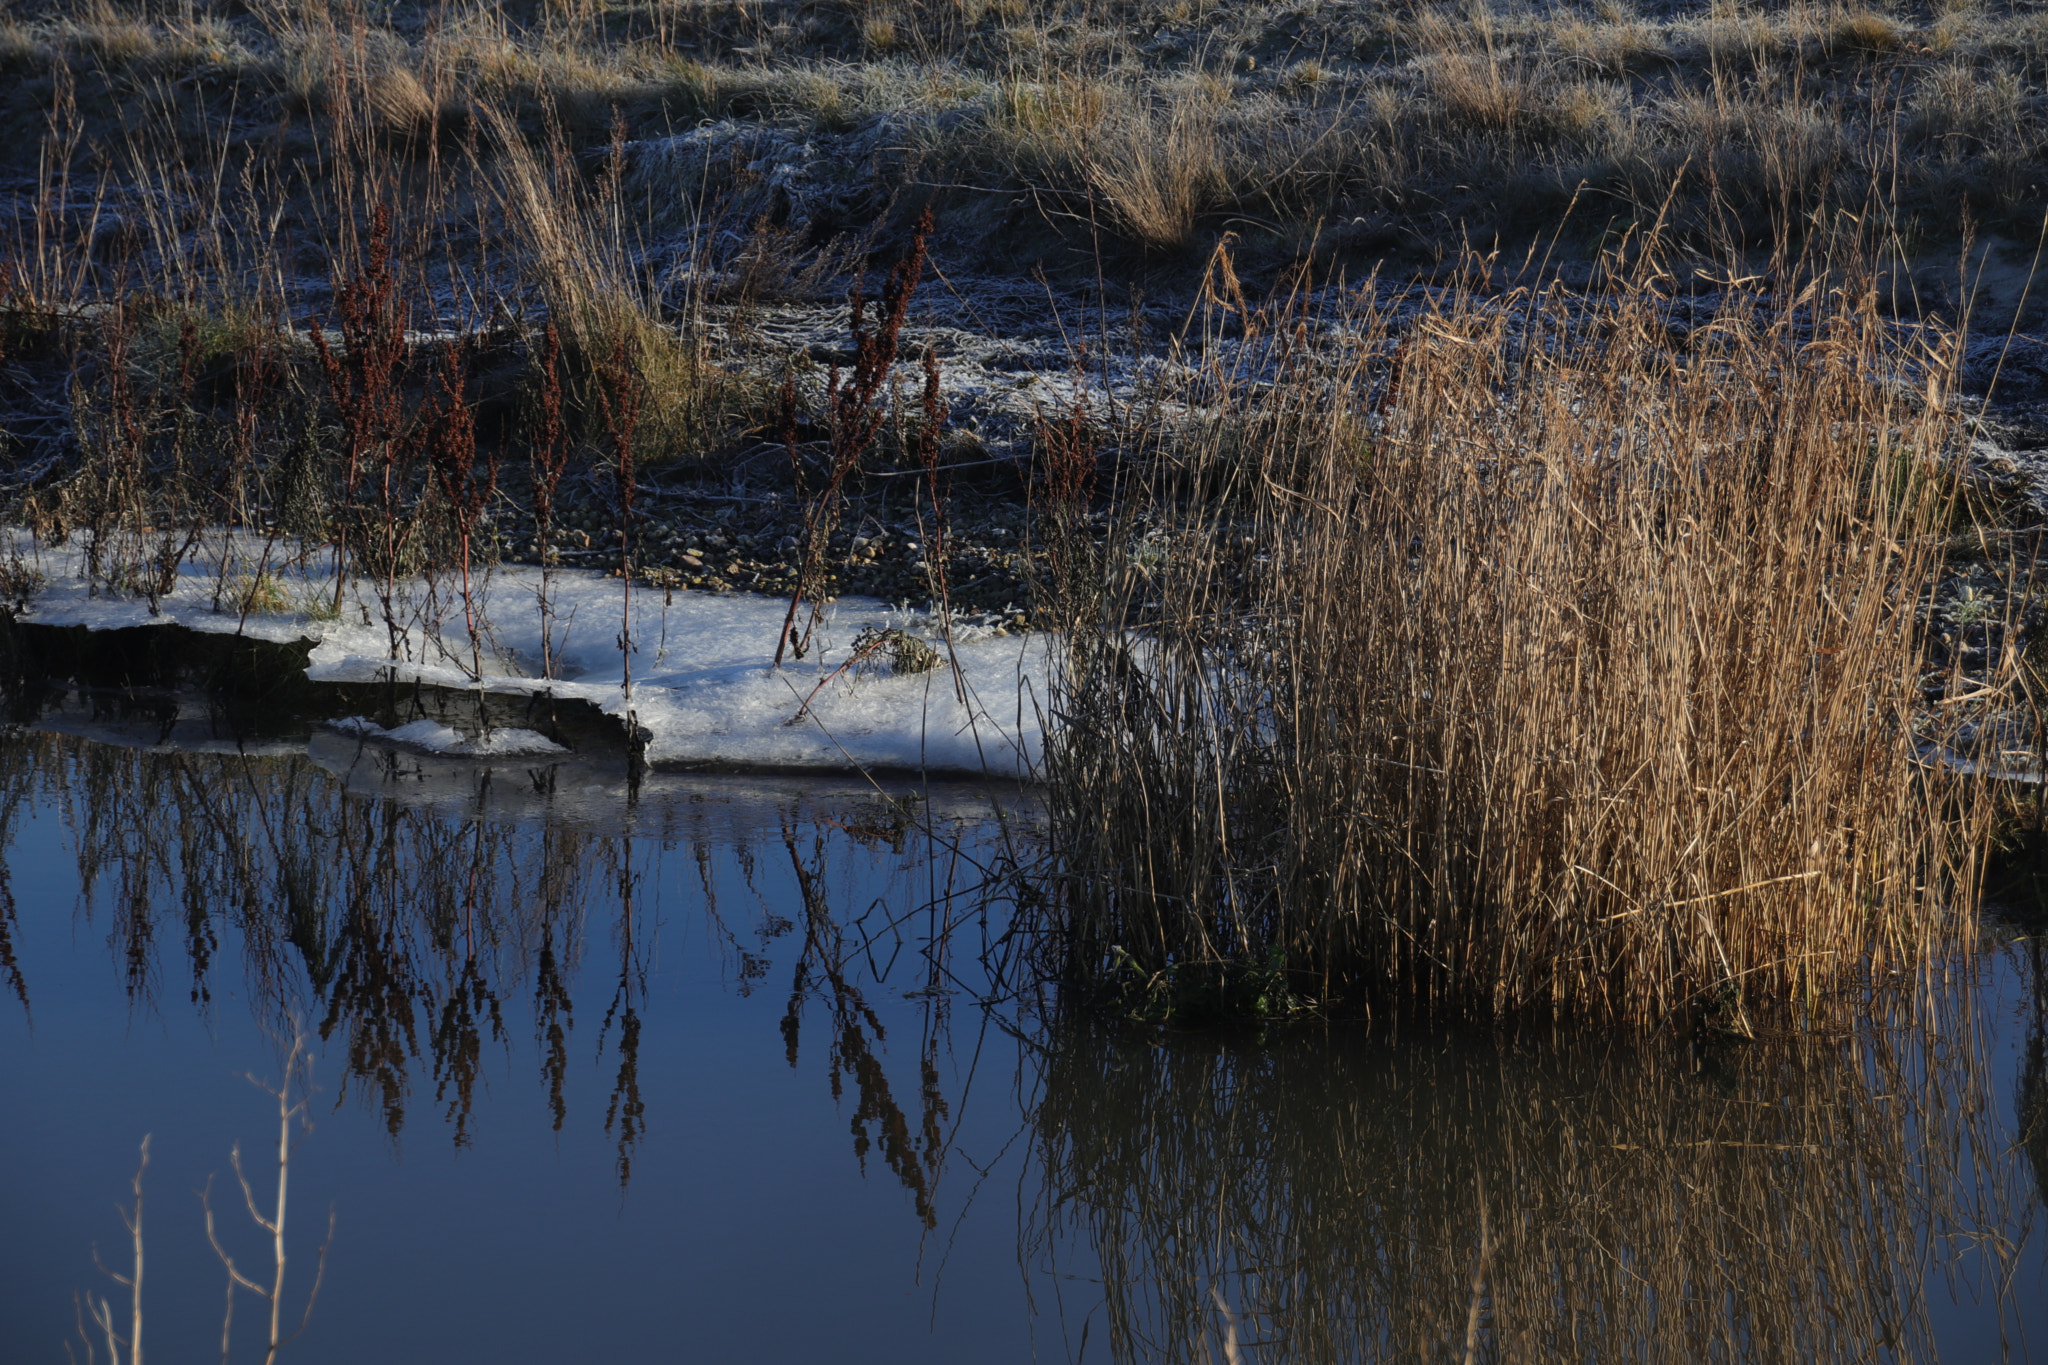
[[1038, 243, 1993, 1028]]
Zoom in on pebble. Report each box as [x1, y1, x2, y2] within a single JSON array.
[[516, 500, 1041, 624]]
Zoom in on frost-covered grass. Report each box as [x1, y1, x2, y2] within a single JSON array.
[[4, 0, 2045, 269]]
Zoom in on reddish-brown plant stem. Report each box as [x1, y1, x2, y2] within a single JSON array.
[[218, 324, 279, 615], [151, 318, 211, 608], [311, 204, 410, 625], [1032, 344, 1099, 630], [915, 342, 967, 701], [597, 331, 643, 750], [427, 340, 494, 687], [530, 321, 569, 680], [777, 207, 935, 666], [87, 305, 144, 600]]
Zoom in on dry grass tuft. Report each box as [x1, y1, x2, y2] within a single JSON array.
[[981, 75, 1239, 250], [1554, 12, 1669, 73], [483, 101, 759, 466], [1037, 245, 1990, 1027], [861, 13, 901, 53], [1834, 10, 1908, 52], [1429, 50, 1546, 131], [988, 74, 1114, 162], [1545, 78, 1627, 139], [1693, 1, 1779, 62], [1910, 64, 2034, 153], [1082, 94, 1227, 251], [279, 24, 449, 147], [361, 62, 439, 139]]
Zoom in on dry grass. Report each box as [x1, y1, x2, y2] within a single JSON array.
[[1081, 94, 1228, 251], [0, 6, 2022, 1035], [1833, 9, 1908, 53], [1035, 242, 1992, 1027], [482, 99, 761, 466], [1553, 11, 1670, 73], [5, 0, 2045, 259], [975, 70, 1375, 251]]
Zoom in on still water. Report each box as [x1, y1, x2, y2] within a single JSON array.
[[0, 723, 2044, 1363]]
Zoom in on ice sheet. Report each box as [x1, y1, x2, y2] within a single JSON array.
[[3, 533, 1050, 777]]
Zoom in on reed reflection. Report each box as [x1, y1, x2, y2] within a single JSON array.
[[0, 727, 996, 1214], [2024, 938, 2048, 1216], [1029, 1004, 2040, 1364]]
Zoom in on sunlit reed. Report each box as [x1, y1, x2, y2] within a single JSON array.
[[1038, 240, 1992, 1026]]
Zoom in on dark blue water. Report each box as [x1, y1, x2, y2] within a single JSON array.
[[0, 728, 2043, 1364]]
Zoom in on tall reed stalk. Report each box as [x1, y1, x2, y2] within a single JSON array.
[[311, 204, 413, 644], [598, 336, 643, 757], [425, 339, 496, 690], [1039, 244, 1991, 1027]]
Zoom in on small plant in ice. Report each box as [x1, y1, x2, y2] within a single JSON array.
[[227, 571, 293, 616], [223, 571, 340, 623], [850, 625, 944, 678], [1129, 531, 1172, 575], [296, 590, 344, 624], [785, 625, 946, 726]]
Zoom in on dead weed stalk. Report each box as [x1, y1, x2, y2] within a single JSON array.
[[777, 206, 934, 666]]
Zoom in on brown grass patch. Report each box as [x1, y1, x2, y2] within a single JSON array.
[[1035, 245, 1988, 1027]]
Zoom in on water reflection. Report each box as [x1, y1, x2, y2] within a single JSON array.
[[1029, 1007, 2040, 1363], [0, 723, 2041, 1360], [2024, 939, 2048, 1216], [0, 726, 1016, 1212]]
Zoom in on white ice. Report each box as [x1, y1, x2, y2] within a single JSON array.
[[4, 532, 1051, 777], [329, 716, 568, 758]]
